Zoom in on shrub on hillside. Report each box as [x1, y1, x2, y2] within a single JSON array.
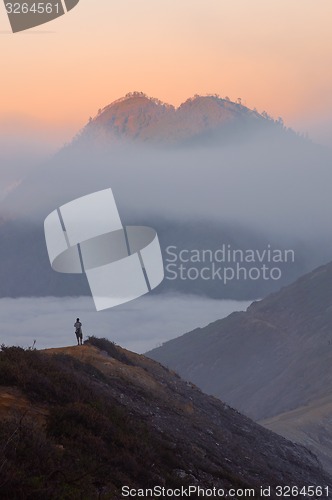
[[84, 336, 133, 365]]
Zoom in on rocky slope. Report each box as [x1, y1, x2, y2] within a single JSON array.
[[1, 337, 331, 499], [261, 395, 332, 475], [147, 261, 332, 471]]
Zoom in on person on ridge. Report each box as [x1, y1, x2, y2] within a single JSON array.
[[74, 318, 83, 345]]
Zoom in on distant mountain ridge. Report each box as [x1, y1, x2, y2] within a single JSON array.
[[147, 260, 332, 472], [75, 91, 289, 146], [148, 260, 332, 418]]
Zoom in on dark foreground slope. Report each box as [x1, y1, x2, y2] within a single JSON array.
[[0, 338, 331, 499]]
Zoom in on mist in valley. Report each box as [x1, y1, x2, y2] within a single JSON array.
[[1, 108, 332, 346]]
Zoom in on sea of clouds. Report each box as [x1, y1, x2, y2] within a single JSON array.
[[0, 294, 251, 354]]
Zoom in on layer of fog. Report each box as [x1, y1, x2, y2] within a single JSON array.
[[0, 294, 251, 354], [3, 133, 332, 246], [0, 134, 54, 201]]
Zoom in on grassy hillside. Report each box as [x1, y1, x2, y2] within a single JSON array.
[[0, 337, 331, 499]]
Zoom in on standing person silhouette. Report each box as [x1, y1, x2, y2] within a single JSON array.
[[74, 318, 83, 345]]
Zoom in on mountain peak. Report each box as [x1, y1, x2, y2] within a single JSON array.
[[78, 92, 284, 146], [84, 91, 175, 143], [96, 91, 175, 116]]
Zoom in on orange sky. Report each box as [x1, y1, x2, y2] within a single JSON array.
[[1, 0, 332, 145]]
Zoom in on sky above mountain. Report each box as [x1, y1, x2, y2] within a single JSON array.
[[1, 0, 332, 146]]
